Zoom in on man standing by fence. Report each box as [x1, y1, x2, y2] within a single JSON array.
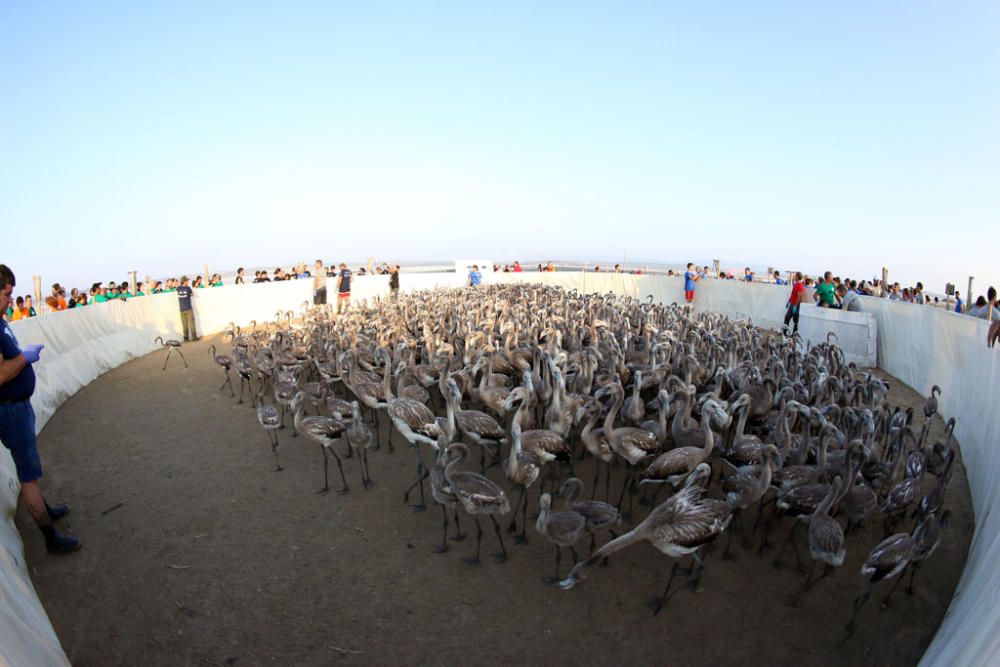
[[389, 265, 400, 300], [0, 264, 81, 555], [336, 263, 352, 314], [176, 276, 197, 341], [783, 271, 806, 335], [313, 260, 327, 306]]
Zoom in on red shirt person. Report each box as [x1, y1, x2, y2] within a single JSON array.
[[783, 271, 806, 335]]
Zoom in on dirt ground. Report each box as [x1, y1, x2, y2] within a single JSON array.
[[22, 334, 973, 667]]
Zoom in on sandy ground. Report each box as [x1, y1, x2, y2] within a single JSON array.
[[21, 334, 972, 667]]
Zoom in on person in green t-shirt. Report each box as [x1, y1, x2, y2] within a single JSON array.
[[814, 271, 837, 308]]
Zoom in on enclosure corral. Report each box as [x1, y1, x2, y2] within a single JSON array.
[[22, 287, 971, 667]]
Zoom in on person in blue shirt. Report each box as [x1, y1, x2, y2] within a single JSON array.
[[336, 263, 352, 314], [176, 276, 198, 341], [743, 268, 755, 282], [773, 271, 785, 285], [954, 291, 963, 313], [468, 265, 482, 287], [684, 263, 701, 303], [0, 264, 81, 554]]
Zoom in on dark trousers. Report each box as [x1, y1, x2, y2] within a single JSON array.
[[180, 309, 197, 340], [314, 287, 327, 305], [783, 303, 800, 334]]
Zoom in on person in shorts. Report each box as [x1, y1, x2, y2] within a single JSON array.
[[336, 263, 352, 314], [0, 264, 81, 554], [684, 263, 701, 303]]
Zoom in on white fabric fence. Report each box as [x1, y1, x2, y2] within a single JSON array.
[[0, 272, 991, 665]]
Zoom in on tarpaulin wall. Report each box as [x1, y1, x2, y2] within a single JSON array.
[[7, 273, 989, 667]]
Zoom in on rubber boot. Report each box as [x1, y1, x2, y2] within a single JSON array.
[[46, 501, 70, 522], [40, 523, 81, 555]]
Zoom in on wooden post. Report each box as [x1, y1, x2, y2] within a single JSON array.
[[203, 264, 210, 286], [129, 271, 137, 296], [32, 275, 42, 314], [967, 276, 974, 314], [882, 267, 889, 293]]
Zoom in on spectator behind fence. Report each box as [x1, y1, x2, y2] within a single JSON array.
[[837, 284, 862, 312], [744, 267, 754, 282], [176, 276, 198, 341], [968, 296, 1000, 320], [954, 291, 963, 313], [814, 272, 836, 308], [0, 264, 81, 554], [50, 284, 68, 311], [989, 319, 1000, 348], [773, 271, 785, 285], [783, 271, 806, 335]]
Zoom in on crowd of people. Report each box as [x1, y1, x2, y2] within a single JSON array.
[[4, 260, 999, 334]]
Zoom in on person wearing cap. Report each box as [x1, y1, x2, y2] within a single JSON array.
[[176, 276, 198, 341], [0, 264, 81, 554]]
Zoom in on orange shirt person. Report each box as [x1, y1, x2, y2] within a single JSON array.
[[10, 296, 29, 320]]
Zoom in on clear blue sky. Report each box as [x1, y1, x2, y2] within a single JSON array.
[[2, 2, 998, 296]]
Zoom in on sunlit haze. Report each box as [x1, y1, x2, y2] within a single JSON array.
[[3, 3, 998, 295]]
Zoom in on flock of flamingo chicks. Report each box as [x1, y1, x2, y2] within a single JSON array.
[[184, 284, 955, 634]]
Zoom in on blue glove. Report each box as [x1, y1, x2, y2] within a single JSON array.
[[22, 344, 44, 364]]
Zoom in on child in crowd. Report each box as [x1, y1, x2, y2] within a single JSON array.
[[684, 263, 701, 303]]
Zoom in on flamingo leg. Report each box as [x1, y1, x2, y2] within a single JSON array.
[[881, 568, 906, 608], [271, 431, 283, 471], [545, 545, 563, 583], [330, 445, 349, 495], [507, 486, 525, 537], [432, 504, 449, 553], [177, 350, 188, 367], [451, 509, 466, 541], [317, 446, 330, 494], [648, 561, 681, 615], [490, 515, 507, 563], [846, 581, 874, 636], [463, 516, 483, 565], [905, 561, 921, 595]]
